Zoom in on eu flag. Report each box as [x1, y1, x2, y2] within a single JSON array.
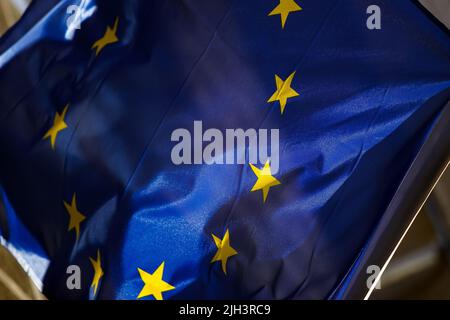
[[0, 0, 449, 299]]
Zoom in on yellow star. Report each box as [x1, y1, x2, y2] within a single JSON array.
[[269, 0, 302, 28], [89, 250, 104, 296], [92, 17, 119, 56], [137, 262, 175, 300], [211, 229, 237, 275], [43, 105, 69, 149], [267, 71, 299, 114], [250, 160, 281, 203], [63, 193, 86, 241]]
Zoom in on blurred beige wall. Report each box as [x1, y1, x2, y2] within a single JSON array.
[[0, 0, 448, 36], [0, 0, 448, 301], [0, 0, 30, 36]]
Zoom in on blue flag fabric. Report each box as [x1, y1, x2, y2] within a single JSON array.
[[0, 0, 449, 299]]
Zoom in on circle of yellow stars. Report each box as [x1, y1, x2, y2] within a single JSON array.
[[38, 0, 303, 300]]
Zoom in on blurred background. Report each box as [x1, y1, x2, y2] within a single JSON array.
[[0, 0, 449, 300]]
